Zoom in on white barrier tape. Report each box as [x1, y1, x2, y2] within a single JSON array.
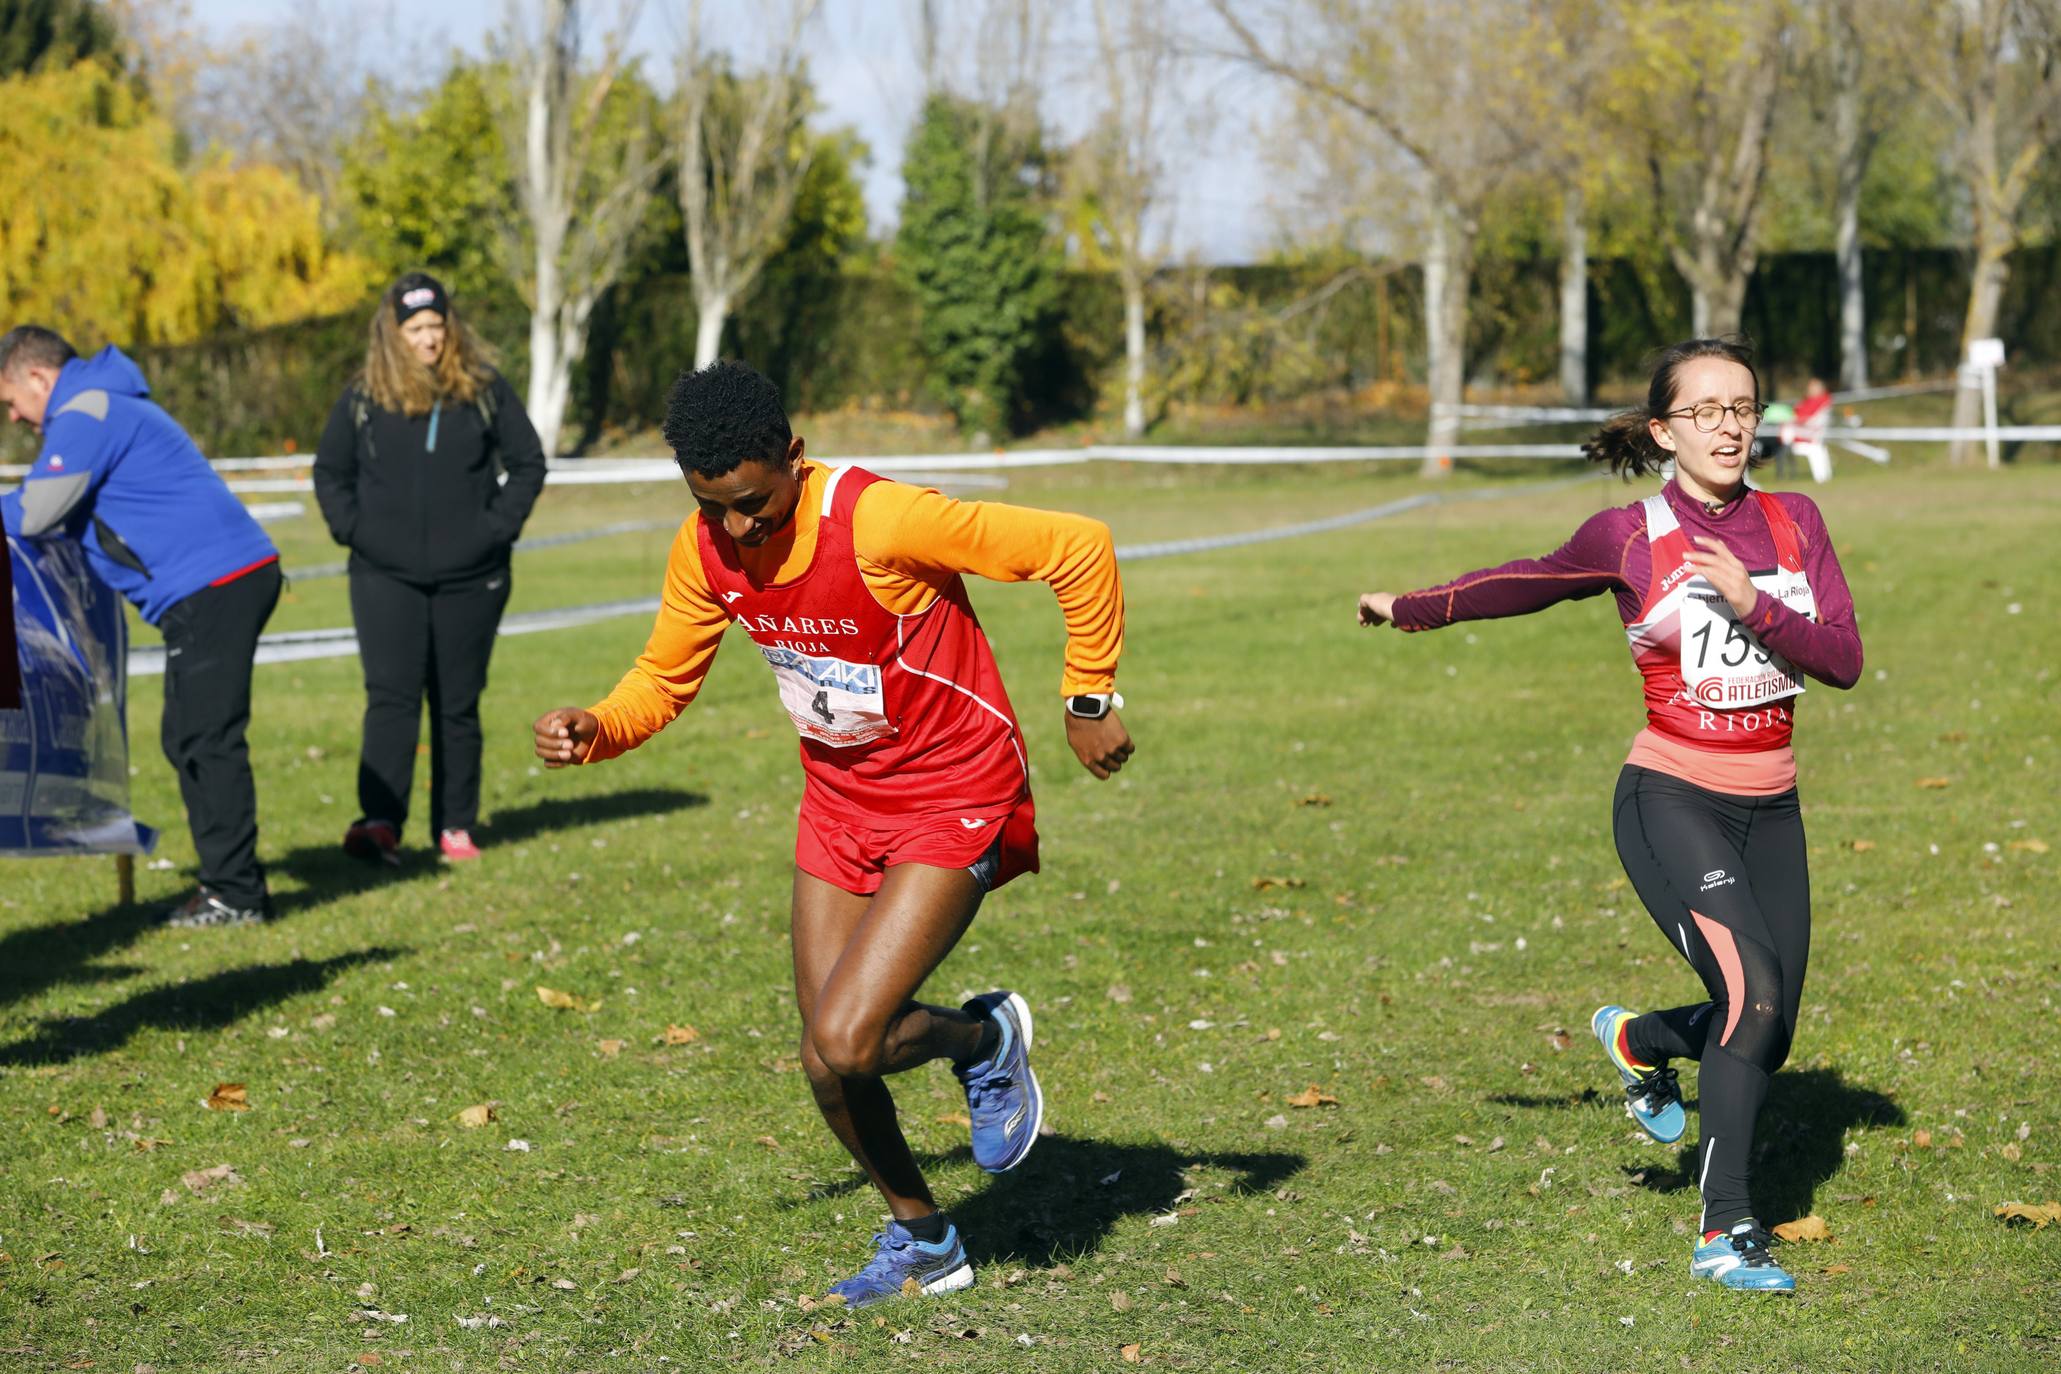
[[288, 518, 683, 581], [1437, 403, 1615, 424], [1829, 436, 1893, 465], [1090, 444, 1583, 463], [125, 474, 1597, 677], [1832, 425, 2061, 441]]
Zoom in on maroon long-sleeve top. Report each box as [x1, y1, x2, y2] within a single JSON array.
[[1392, 482, 1862, 793]]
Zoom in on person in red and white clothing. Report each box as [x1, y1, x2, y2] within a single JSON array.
[[532, 360, 1131, 1304], [1357, 337, 1862, 1292]]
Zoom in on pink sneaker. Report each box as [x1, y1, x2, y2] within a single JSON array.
[[438, 828, 482, 862]]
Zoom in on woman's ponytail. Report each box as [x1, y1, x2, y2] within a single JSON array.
[[1582, 408, 1668, 478]]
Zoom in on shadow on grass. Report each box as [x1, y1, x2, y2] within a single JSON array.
[[792, 1134, 1307, 1268], [263, 786, 708, 917], [0, 946, 405, 1067], [0, 901, 159, 1009], [1617, 1067, 1902, 1222]]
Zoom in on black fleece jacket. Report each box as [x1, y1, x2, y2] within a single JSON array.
[[312, 372, 547, 583]]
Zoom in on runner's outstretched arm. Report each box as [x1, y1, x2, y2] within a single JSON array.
[[1358, 508, 1630, 630]]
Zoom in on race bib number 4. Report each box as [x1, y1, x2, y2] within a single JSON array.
[[760, 645, 893, 747], [1679, 568, 1814, 710]]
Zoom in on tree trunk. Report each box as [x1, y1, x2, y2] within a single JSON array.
[[1121, 267, 1147, 437], [1704, 256, 1753, 337], [694, 290, 730, 370], [528, 305, 568, 457], [1832, 8, 1868, 390], [1558, 187, 1588, 404], [1948, 238, 2010, 466], [1420, 202, 1472, 478]]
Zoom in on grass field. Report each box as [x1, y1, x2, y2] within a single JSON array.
[[2, 455, 2058, 1372]]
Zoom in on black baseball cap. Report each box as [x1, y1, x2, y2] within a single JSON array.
[[391, 272, 449, 325]]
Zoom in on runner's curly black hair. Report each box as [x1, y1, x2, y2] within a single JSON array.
[[663, 360, 794, 479]]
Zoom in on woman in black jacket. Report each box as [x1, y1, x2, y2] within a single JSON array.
[[313, 272, 546, 864]]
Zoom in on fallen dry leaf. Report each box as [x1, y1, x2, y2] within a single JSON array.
[[754, 1135, 780, 1149], [1994, 1201, 2061, 1229], [2008, 838, 2050, 855], [1913, 777, 1952, 790], [1110, 1290, 1133, 1312], [204, 1083, 249, 1113], [1848, 840, 1875, 853], [535, 986, 600, 1013], [597, 1039, 627, 1058], [455, 1104, 496, 1129], [1914, 1129, 1933, 1149], [1107, 985, 1133, 1004], [934, 1112, 972, 1128], [1121, 1344, 1142, 1364], [661, 1023, 700, 1045], [133, 1137, 172, 1152], [1547, 1030, 1573, 1052], [900, 1276, 923, 1298], [1296, 794, 1333, 808], [180, 1163, 241, 1195], [1772, 1216, 1831, 1243], [1251, 876, 1306, 891], [1285, 1084, 1339, 1109], [218, 1216, 275, 1238], [797, 1292, 845, 1313], [1821, 1263, 1852, 1275]]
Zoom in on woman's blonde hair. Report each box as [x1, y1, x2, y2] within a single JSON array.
[[360, 274, 497, 416]]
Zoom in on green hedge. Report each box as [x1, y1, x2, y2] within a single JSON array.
[[4, 245, 2052, 464]]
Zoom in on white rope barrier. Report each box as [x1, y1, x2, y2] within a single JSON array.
[[123, 474, 1598, 678]]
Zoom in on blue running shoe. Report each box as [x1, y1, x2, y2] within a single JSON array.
[[1690, 1221, 1796, 1292], [825, 1218, 975, 1308], [955, 990, 1043, 1173], [1592, 1004, 1686, 1144]]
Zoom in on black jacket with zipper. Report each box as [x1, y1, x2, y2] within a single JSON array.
[[312, 372, 547, 584]]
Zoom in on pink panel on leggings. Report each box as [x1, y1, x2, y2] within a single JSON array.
[[1690, 910, 1745, 1046]]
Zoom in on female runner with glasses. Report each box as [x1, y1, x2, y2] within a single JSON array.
[[1356, 338, 1862, 1291]]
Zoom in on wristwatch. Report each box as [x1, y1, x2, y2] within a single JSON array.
[[1065, 692, 1124, 720]]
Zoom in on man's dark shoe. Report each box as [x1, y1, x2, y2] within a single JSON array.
[[343, 818, 401, 866], [161, 889, 269, 929]]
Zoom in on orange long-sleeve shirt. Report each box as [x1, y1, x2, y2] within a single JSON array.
[[585, 461, 1124, 761]]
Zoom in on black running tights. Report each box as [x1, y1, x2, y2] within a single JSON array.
[[1611, 765, 1811, 1234]]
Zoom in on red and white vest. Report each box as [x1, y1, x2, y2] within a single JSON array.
[[695, 465, 1029, 821], [1623, 490, 1817, 753]]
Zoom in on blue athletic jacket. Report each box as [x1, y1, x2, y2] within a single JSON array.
[[0, 348, 276, 624]]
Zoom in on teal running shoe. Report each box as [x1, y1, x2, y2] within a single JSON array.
[[1690, 1221, 1796, 1292], [826, 1218, 975, 1307], [955, 991, 1043, 1173], [1591, 1004, 1686, 1144]]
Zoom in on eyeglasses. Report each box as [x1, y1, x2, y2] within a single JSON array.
[[1662, 401, 1766, 432]]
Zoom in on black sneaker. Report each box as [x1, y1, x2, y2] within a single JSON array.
[[161, 889, 270, 929]]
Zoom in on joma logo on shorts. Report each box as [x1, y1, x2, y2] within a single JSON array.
[[1699, 869, 1734, 892]]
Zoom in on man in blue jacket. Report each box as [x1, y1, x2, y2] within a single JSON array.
[[1, 325, 282, 926]]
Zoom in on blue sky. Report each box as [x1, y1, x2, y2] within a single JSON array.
[[191, 0, 1288, 262]]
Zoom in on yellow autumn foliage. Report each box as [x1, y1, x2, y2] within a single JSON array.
[[0, 61, 376, 349]]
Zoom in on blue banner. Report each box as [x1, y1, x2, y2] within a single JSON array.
[[2, 533, 155, 855]]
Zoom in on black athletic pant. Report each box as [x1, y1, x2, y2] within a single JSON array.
[[158, 562, 282, 908], [1611, 764, 1810, 1235], [348, 560, 512, 838]]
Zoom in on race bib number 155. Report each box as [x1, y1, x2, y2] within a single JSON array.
[[1679, 568, 1814, 710]]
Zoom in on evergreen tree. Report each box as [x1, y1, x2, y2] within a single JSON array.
[[894, 93, 1058, 436], [0, 0, 119, 78]]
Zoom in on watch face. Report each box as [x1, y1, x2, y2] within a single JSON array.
[[1068, 695, 1105, 719]]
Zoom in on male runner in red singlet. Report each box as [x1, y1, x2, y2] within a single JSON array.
[[532, 361, 1132, 1305], [1357, 337, 1862, 1293]]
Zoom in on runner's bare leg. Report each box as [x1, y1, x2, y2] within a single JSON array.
[[792, 864, 988, 1219]]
